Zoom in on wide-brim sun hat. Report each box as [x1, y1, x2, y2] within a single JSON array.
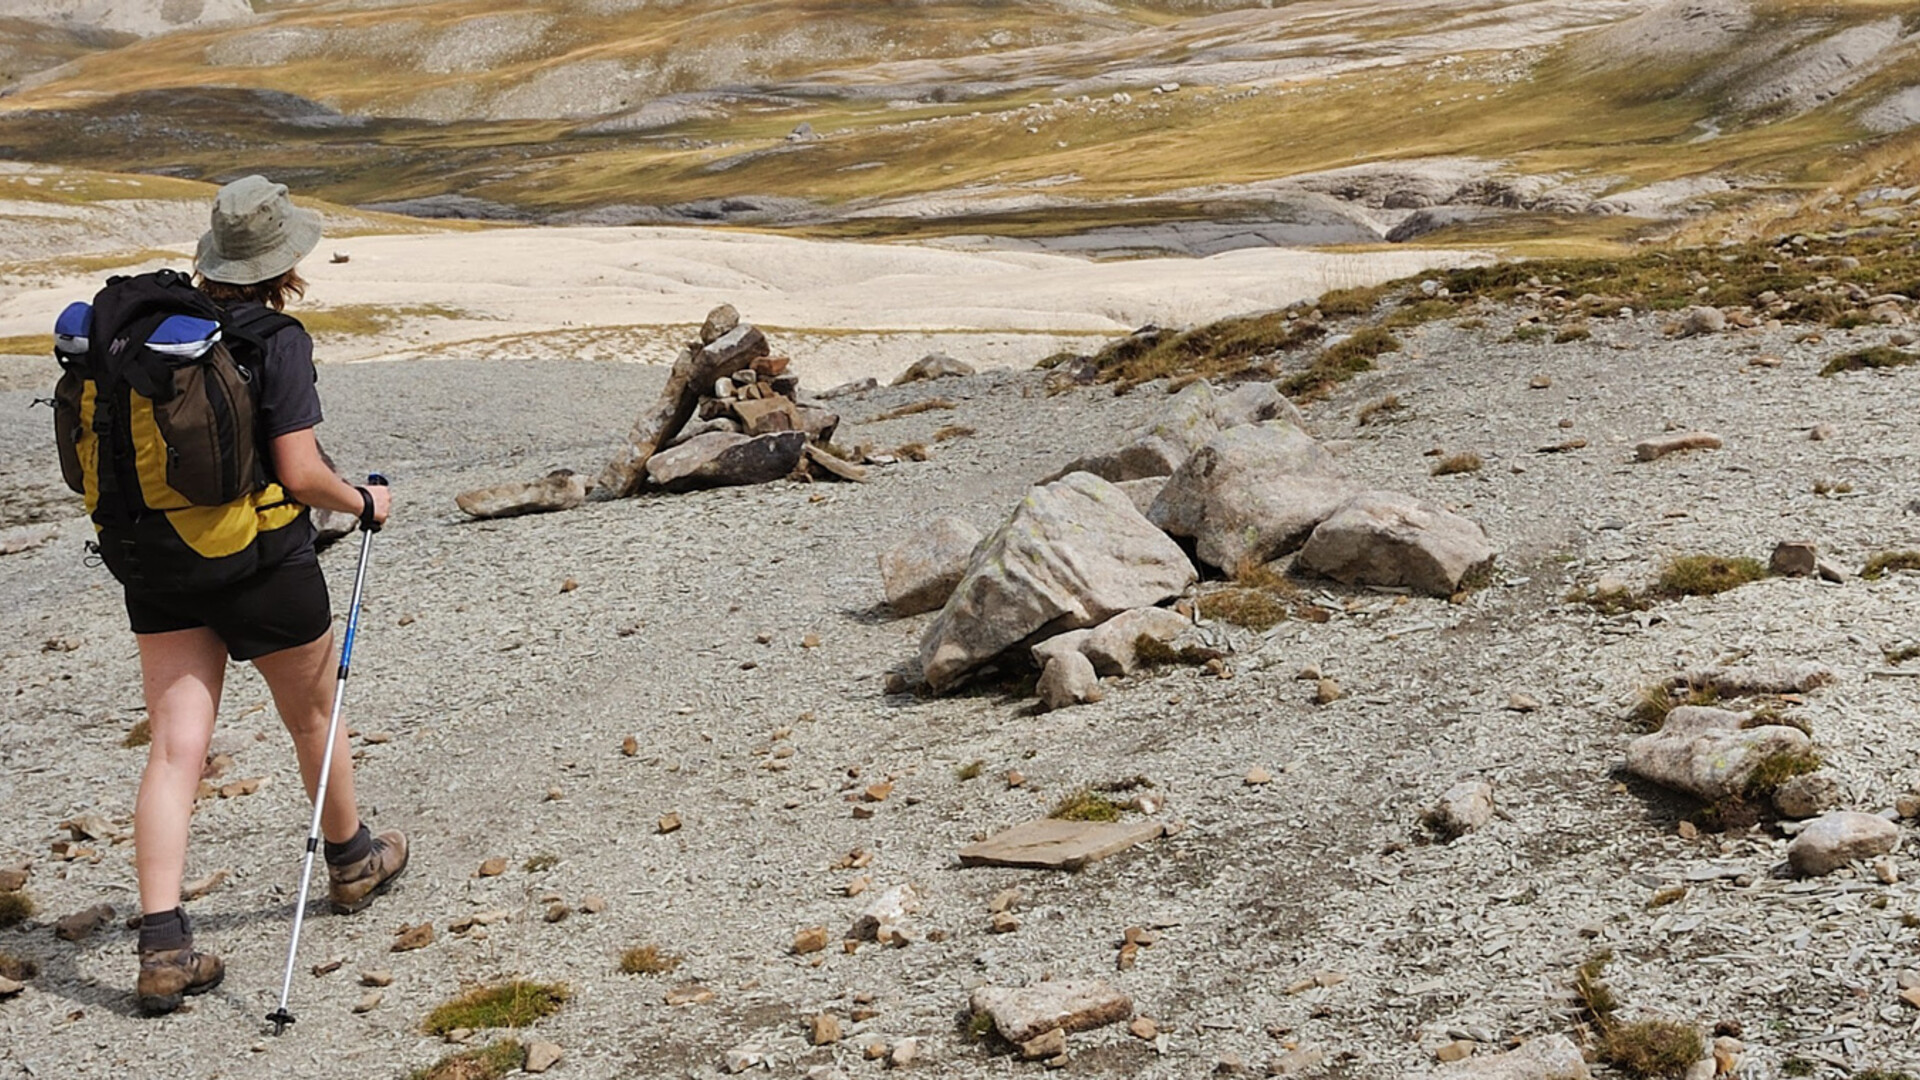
[[195, 175, 322, 285]]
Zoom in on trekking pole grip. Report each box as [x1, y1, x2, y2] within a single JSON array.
[[360, 473, 388, 532]]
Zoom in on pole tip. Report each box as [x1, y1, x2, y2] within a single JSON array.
[[267, 1008, 295, 1035]]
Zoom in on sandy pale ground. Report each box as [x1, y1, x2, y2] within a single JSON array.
[[0, 224, 1479, 387]]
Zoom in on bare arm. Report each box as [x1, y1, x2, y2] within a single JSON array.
[[268, 428, 390, 525]]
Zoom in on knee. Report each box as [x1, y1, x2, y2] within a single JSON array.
[[147, 721, 212, 772]]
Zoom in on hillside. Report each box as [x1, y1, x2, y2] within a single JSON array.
[[1, 1, 1917, 252]]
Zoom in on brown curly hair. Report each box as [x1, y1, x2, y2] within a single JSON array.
[[195, 268, 307, 311]]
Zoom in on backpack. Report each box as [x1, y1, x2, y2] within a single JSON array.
[[52, 268, 310, 592]]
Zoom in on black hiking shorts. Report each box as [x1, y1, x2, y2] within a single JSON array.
[[124, 552, 332, 661]]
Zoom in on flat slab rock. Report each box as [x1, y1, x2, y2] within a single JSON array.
[[970, 979, 1133, 1044], [455, 469, 590, 519], [1421, 1034, 1591, 1080], [958, 818, 1164, 871]]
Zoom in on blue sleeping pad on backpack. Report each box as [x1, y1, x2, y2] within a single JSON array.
[[55, 301, 91, 359], [145, 315, 223, 359]]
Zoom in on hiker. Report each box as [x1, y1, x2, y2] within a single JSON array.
[[59, 176, 409, 1015]]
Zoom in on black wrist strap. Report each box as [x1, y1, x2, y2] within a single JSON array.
[[355, 486, 378, 531]]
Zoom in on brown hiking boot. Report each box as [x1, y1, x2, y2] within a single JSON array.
[[327, 828, 409, 915], [136, 946, 224, 1015]]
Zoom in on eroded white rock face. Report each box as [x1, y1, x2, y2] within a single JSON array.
[[919, 472, 1196, 691], [15, 0, 254, 36]]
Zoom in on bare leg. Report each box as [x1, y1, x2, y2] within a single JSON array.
[[133, 628, 227, 915], [253, 630, 360, 844]]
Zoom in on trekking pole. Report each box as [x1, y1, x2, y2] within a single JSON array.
[[268, 474, 386, 1036]]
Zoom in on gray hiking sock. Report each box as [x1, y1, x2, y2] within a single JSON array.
[[138, 907, 191, 952], [324, 823, 372, 868]]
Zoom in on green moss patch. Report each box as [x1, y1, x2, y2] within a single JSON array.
[[122, 718, 151, 748], [1652, 555, 1770, 599], [1820, 346, 1917, 377], [1280, 327, 1402, 399], [407, 1040, 524, 1080], [1744, 748, 1823, 798], [1049, 787, 1127, 823], [422, 981, 568, 1035], [1604, 1020, 1705, 1079], [1091, 312, 1321, 390], [0, 951, 39, 981]]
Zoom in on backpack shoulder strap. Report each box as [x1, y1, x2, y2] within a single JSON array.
[[222, 308, 301, 364]]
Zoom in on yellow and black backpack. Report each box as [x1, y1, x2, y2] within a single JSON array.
[[53, 269, 309, 592]]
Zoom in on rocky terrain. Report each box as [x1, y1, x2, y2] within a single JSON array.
[[4, 259, 1920, 1078]]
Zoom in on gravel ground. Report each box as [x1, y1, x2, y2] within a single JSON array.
[[2, 309, 1919, 1079]]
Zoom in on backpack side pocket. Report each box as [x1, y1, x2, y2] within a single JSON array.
[[52, 370, 88, 495]]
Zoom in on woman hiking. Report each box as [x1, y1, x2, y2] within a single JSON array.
[[120, 176, 409, 1014]]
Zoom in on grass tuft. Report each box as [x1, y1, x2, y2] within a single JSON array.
[[1049, 787, 1126, 823], [1743, 748, 1823, 798], [1280, 328, 1402, 399], [1431, 451, 1483, 476], [1603, 1020, 1704, 1079], [1092, 312, 1321, 390], [956, 759, 984, 781], [1651, 555, 1769, 599], [0, 892, 33, 929], [422, 981, 568, 1035], [932, 424, 975, 442], [522, 854, 558, 873], [1356, 394, 1404, 425], [1819, 346, 1917, 377], [1574, 951, 1618, 1021], [407, 1040, 525, 1080], [618, 944, 682, 976], [1555, 322, 1593, 343], [122, 718, 151, 748], [1862, 550, 1920, 580]]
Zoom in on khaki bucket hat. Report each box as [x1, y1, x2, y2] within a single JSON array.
[[195, 175, 322, 285]]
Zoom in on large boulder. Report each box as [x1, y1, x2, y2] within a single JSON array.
[[919, 473, 1197, 691], [1048, 380, 1219, 483], [1296, 490, 1495, 596], [1786, 812, 1899, 876], [893, 352, 975, 385], [879, 516, 985, 616], [644, 432, 807, 492], [1625, 706, 1812, 802], [1214, 381, 1305, 430], [455, 469, 591, 519], [1149, 421, 1353, 573]]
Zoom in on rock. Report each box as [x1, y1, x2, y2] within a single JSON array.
[[794, 405, 841, 444], [918, 472, 1196, 692], [1128, 1017, 1158, 1040], [0, 866, 26, 892], [724, 1046, 768, 1073], [360, 969, 393, 987], [580, 894, 607, 914], [1272, 1048, 1326, 1075], [1437, 1041, 1475, 1063], [1787, 812, 1900, 876], [1297, 491, 1494, 596], [958, 818, 1165, 871], [811, 1014, 842, 1045], [455, 469, 590, 519], [1816, 559, 1847, 583], [888, 1038, 920, 1067], [477, 857, 507, 877], [1245, 767, 1272, 785], [525, 1040, 564, 1073], [352, 990, 382, 1013], [1314, 677, 1344, 705], [1898, 793, 1920, 820], [1029, 629, 1093, 669], [1427, 1034, 1590, 1080], [0, 976, 21, 998], [1214, 381, 1305, 429], [1112, 478, 1166, 517], [879, 516, 985, 616], [1507, 693, 1542, 712], [1678, 305, 1727, 337], [1634, 431, 1723, 462], [893, 352, 974, 385], [1809, 423, 1835, 441], [793, 926, 830, 954], [1771, 773, 1841, 819], [803, 444, 867, 483], [817, 377, 878, 399], [310, 506, 359, 550], [850, 883, 919, 941], [1082, 606, 1190, 676], [53, 903, 113, 942], [990, 911, 1021, 933], [1049, 380, 1219, 482], [1428, 779, 1495, 839], [1672, 662, 1833, 696], [391, 922, 434, 952], [658, 811, 682, 834], [666, 982, 714, 1006], [180, 868, 228, 901], [644, 432, 808, 492], [1770, 541, 1818, 577], [1149, 422, 1354, 572], [701, 304, 740, 345], [1625, 707, 1812, 802], [731, 396, 801, 436], [971, 979, 1132, 1044], [1021, 1028, 1068, 1061], [1037, 651, 1103, 711]]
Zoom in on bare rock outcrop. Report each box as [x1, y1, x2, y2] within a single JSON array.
[[1297, 491, 1494, 596], [879, 516, 984, 616], [1625, 706, 1811, 803], [1148, 421, 1354, 573]]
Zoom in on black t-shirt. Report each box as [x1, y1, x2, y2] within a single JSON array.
[[223, 301, 323, 440]]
